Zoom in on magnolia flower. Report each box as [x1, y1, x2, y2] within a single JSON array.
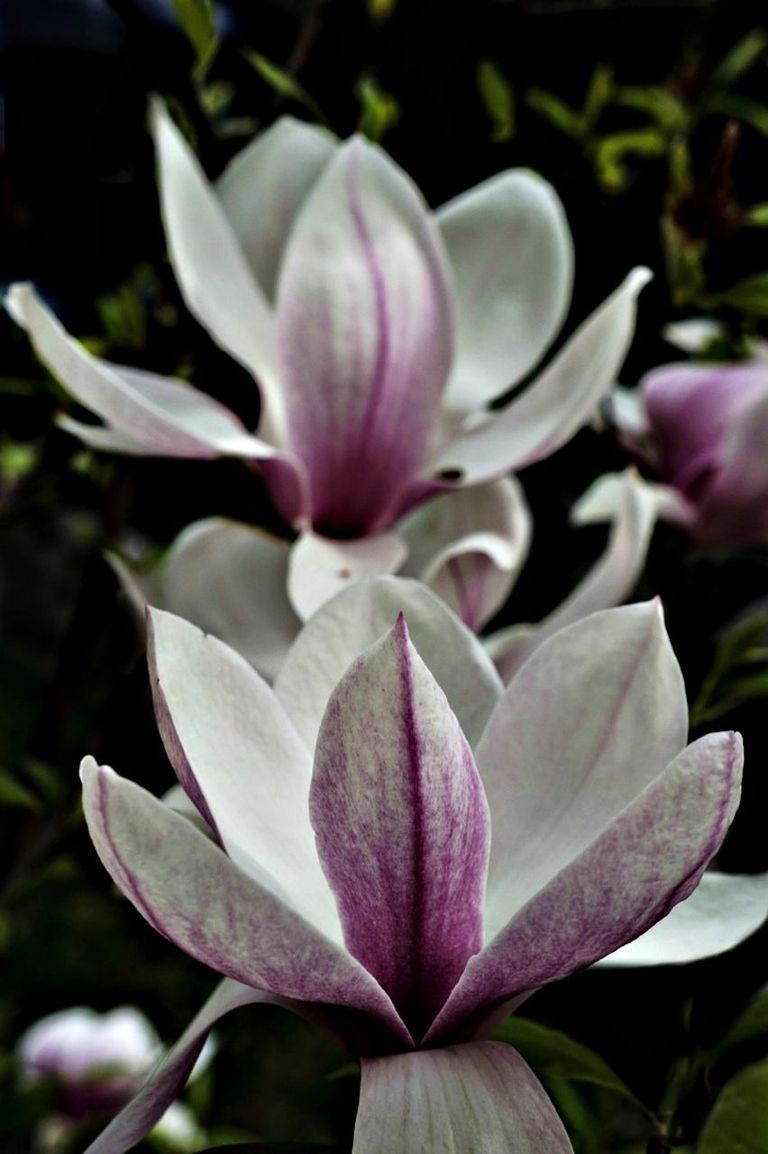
[[110, 468, 659, 683], [615, 360, 768, 550], [8, 104, 648, 621], [17, 1007, 160, 1120], [77, 577, 765, 1154]]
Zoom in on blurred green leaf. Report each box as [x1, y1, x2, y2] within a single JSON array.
[[714, 991, 768, 1060], [0, 378, 37, 396], [477, 60, 516, 143], [526, 87, 585, 139], [691, 612, 768, 725], [711, 30, 768, 88], [170, 0, 219, 79], [616, 85, 688, 132], [200, 80, 235, 117], [96, 284, 146, 350], [356, 75, 399, 142], [243, 52, 326, 124], [716, 272, 768, 316], [494, 1018, 653, 1120], [592, 128, 666, 191], [703, 92, 768, 136], [745, 203, 768, 227], [0, 771, 40, 813], [0, 440, 38, 483], [583, 64, 615, 126], [367, 0, 397, 20], [698, 1057, 768, 1152]]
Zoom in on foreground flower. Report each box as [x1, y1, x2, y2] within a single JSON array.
[[18, 1007, 160, 1120], [79, 580, 750, 1153], [8, 105, 648, 619], [615, 359, 768, 549]]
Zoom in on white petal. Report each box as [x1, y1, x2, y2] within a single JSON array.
[[287, 530, 408, 622]]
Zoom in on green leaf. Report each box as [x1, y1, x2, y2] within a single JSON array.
[[583, 64, 615, 128], [592, 128, 666, 191], [169, 0, 220, 79], [367, 0, 398, 20], [356, 75, 399, 142], [698, 1058, 768, 1152], [691, 612, 768, 725], [616, 85, 688, 132], [703, 93, 768, 136], [526, 87, 585, 140], [477, 60, 516, 143], [494, 1018, 654, 1120], [714, 992, 768, 1059], [243, 52, 327, 125], [715, 273, 768, 317], [711, 31, 768, 88], [745, 203, 768, 227], [0, 771, 40, 813]]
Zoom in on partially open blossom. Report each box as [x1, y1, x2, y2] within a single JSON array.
[[77, 578, 762, 1154], [7, 103, 648, 620], [110, 468, 658, 684], [616, 360, 768, 550], [17, 1007, 160, 1121]]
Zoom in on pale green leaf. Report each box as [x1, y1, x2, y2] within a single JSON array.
[[477, 60, 516, 143], [526, 87, 585, 139], [356, 75, 399, 142], [243, 52, 326, 125]]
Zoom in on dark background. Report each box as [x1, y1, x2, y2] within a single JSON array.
[[2, 1, 768, 1150]]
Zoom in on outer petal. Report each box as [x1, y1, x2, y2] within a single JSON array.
[[152, 101, 285, 438], [354, 1042, 573, 1154], [428, 731, 743, 1042], [156, 519, 299, 682], [147, 609, 339, 937], [274, 576, 503, 752], [432, 267, 651, 484], [311, 617, 490, 1035], [398, 477, 532, 632], [81, 760, 409, 1044], [287, 530, 408, 622], [597, 870, 768, 966], [83, 980, 274, 1154], [437, 170, 574, 413], [488, 470, 659, 682], [216, 117, 336, 302], [478, 602, 688, 936], [276, 137, 455, 537], [7, 284, 283, 459]]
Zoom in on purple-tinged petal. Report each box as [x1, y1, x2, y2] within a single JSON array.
[[692, 389, 768, 548], [155, 519, 299, 682], [6, 284, 288, 460], [216, 117, 336, 302], [151, 101, 285, 439], [597, 869, 768, 967], [488, 470, 659, 682], [477, 602, 688, 938], [81, 759, 410, 1044], [399, 478, 532, 632], [642, 361, 768, 498], [432, 268, 650, 485], [147, 609, 338, 936], [437, 170, 574, 414], [83, 980, 289, 1154], [274, 576, 502, 752], [428, 731, 742, 1042], [287, 530, 408, 622], [354, 1042, 573, 1153], [276, 137, 454, 537], [310, 617, 490, 1035]]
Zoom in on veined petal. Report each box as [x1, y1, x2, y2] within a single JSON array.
[[432, 268, 650, 484], [151, 101, 285, 439], [216, 117, 336, 302], [83, 980, 278, 1154], [147, 609, 339, 937], [477, 602, 688, 937], [438, 170, 574, 414], [81, 760, 409, 1043], [7, 284, 284, 459], [287, 530, 408, 622], [354, 1042, 573, 1154], [276, 137, 454, 537], [597, 870, 768, 966], [311, 617, 490, 1035], [488, 470, 659, 682], [156, 519, 299, 682], [399, 478, 532, 632], [428, 731, 742, 1043], [274, 576, 502, 752]]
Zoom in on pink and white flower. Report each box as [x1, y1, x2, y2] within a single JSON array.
[[77, 579, 757, 1154], [8, 105, 648, 619]]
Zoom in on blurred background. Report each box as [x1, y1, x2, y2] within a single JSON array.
[[2, 1, 768, 1150]]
